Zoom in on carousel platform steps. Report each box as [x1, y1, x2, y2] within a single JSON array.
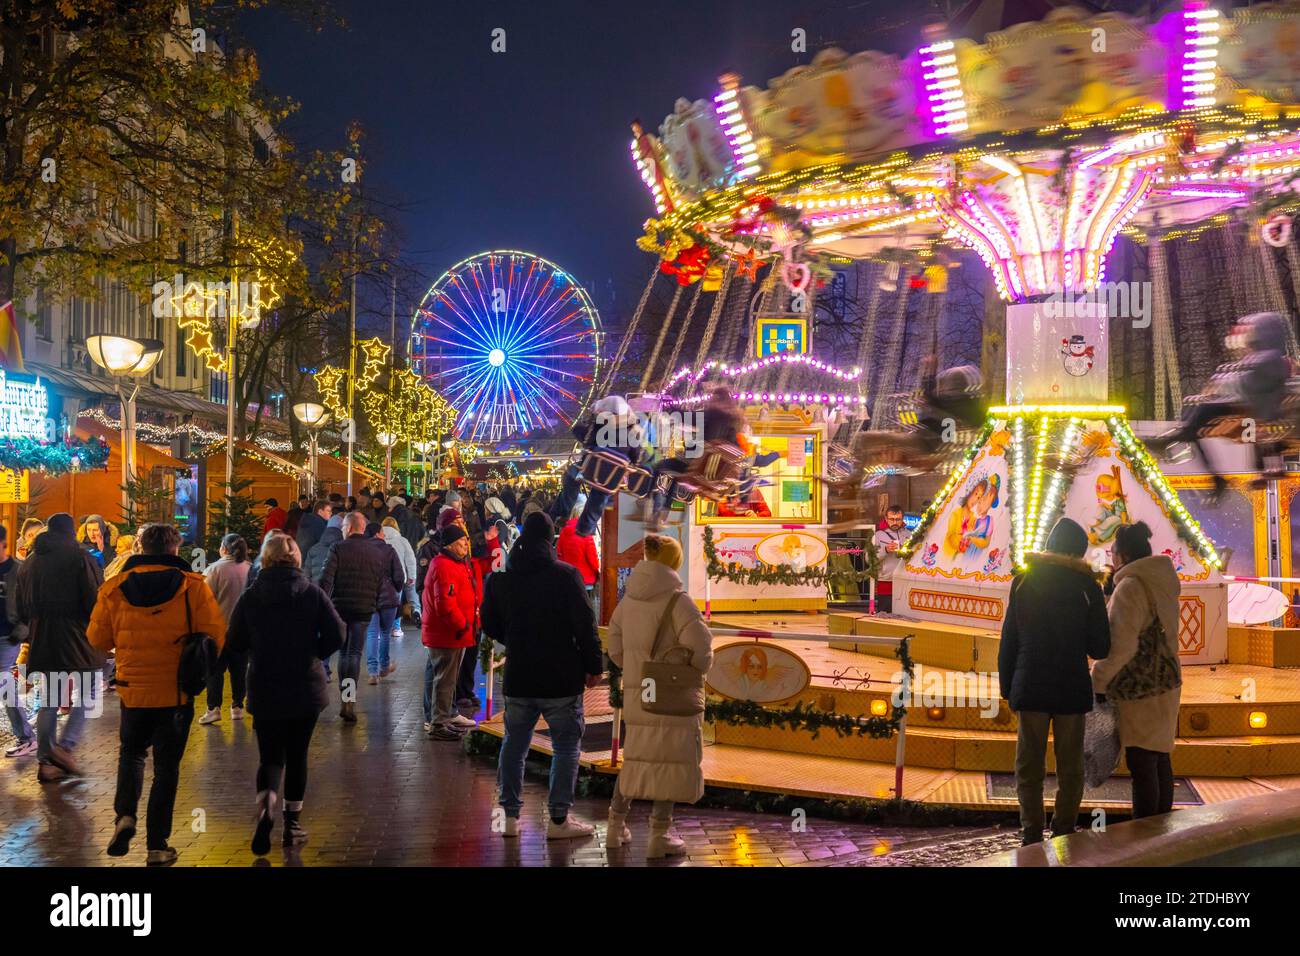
[[698, 636, 1300, 740], [1229, 625, 1300, 668], [710, 720, 1300, 776], [472, 712, 1300, 811]]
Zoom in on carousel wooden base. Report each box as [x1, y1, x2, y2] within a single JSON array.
[[478, 610, 1300, 812]]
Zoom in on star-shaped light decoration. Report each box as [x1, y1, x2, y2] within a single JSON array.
[[185, 326, 215, 357], [358, 337, 391, 389], [733, 247, 763, 281], [170, 282, 221, 327], [205, 351, 227, 373]]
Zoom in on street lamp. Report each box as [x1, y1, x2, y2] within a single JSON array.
[[375, 430, 399, 488], [412, 439, 433, 495], [86, 335, 164, 521], [292, 401, 331, 497]]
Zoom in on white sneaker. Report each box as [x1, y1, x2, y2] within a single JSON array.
[[4, 739, 37, 758], [546, 817, 595, 840], [198, 708, 220, 725], [449, 714, 477, 729], [230, 706, 244, 720], [501, 817, 520, 838], [422, 721, 433, 734]]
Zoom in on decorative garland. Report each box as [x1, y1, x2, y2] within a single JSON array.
[[607, 637, 914, 738], [702, 524, 879, 590], [0, 437, 110, 476]]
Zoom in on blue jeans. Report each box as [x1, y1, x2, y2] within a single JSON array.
[[0, 641, 33, 743], [366, 606, 397, 675], [497, 694, 585, 819], [550, 465, 610, 537], [339, 620, 368, 696], [403, 584, 421, 617], [35, 670, 99, 761]]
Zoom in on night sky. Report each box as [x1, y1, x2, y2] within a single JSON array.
[[241, 0, 928, 322]]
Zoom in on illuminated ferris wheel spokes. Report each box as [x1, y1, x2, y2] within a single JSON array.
[[411, 250, 602, 442]]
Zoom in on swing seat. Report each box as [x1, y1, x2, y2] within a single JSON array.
[[578, 449, 631, 494], [623, 465, 660, 498], [674, 442, 745, 500], [671, 481, 697, 504]]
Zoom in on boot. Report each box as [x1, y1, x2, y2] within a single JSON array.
[[48, 744, 81, 776], [251, 789, 277, 856], [606, 810, 631, 849], [283, 808, 308, 847], [339, 701, 357, 723], [646, 818, 685, 859]]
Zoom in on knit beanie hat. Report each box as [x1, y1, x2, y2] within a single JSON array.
[[1045, 517, 1088, 558], [643, 534, 683, 571], [47, 513, 75, 536], [440, 524, 467, 546], [521, 511, 554, 543], [437, 506, 462, 531], [387, 496, 406, 510]]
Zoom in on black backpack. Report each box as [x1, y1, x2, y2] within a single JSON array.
[[174, 587, 215, 700]]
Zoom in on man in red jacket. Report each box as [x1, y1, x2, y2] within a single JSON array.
[[421, 525, 481, 740], [262, 499, 288, 534], [556, 509, 599, 600]]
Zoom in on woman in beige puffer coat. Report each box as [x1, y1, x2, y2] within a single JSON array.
[[1092, 521, 1183, 819], [606, 535, 713, 858]]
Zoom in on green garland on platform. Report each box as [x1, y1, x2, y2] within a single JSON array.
[[608, 635, 914, 738], [702, 524, 879, 590], [0, 436, 111, 476]]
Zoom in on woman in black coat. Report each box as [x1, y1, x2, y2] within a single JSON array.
[[224, 534, 345, 855]]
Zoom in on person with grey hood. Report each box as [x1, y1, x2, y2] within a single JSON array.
[[999, 517, 1110, 845]]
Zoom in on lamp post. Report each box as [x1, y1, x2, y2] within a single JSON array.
[[376, 430, 398, 488], [292, 401, 331, 498], [85, 335, 164, 522]]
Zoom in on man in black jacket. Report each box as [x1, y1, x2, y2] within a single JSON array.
[[999, 517, 1111, 845], [16, 512, 103, 782], [295, 499, 332, 559], [481, 512, 603, 840], [319, 512, 403, 721]]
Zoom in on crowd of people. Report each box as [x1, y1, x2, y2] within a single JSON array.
[[0, 469, 723, 865], [0, 405, 1202, 864]]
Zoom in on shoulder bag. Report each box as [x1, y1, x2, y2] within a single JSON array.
[[639, 590, 705, 717], [1108, 576, 1182, 702]]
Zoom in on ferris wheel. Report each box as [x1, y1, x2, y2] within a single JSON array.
[[411, 250, 603, 442]]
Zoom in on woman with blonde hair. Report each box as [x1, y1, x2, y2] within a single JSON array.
[[605, 534, 713, 858], [223, 532, 344, 854]]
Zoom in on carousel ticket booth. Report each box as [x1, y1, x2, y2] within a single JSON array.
[[610, 405, 830, 614]]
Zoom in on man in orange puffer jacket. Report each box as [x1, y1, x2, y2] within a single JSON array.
[[87, 523, 226, 867]]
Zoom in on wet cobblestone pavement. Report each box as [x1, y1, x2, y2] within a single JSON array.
[[1, 628, 1019, 867]]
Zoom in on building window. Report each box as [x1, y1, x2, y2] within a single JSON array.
[[36, 286, 53, 342]]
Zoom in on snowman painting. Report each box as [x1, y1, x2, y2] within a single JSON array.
[[1061, 335, 1095, 377]]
